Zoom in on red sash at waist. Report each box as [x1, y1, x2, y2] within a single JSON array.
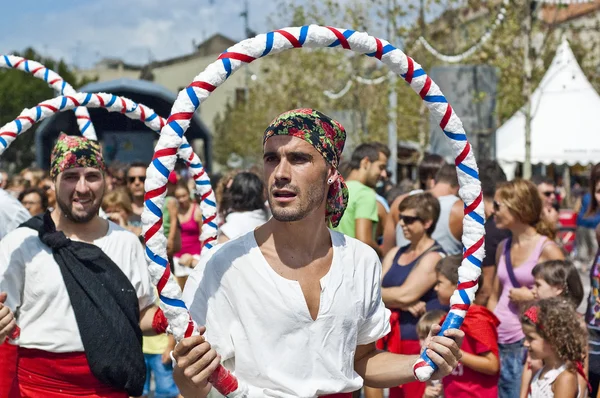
[[320, 394, 353, 397], [10, 347, 128, 398]]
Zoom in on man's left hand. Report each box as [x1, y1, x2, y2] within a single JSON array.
[[422, 324, 464, 380]]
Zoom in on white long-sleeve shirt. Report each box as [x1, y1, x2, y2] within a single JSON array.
[[183, 230, 391, 397], [0, 221, 156, 352]]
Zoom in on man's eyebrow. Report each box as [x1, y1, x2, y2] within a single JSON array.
[[288, 151, 313, 160], [263, 151, 278, 158]]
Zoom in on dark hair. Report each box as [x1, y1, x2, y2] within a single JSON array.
[[532, 260, 584, 308], [418, 154, 446, 189], [416, 310, 447, 340], [398, 192, 440, 236], [586, 163, 600, 217], [371, 142, 391, 158], [222, 172, 266, 214], [18, 187, 48, 211], [531, 175, 555, 187], [478, 160, 507, 200], [125, 161, 148, 177], [435, 254, 483, 287], [434, 164, 458, 187], [348, 143, 380, 170], [435, 254, 462, 285]]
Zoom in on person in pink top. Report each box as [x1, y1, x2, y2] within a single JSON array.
[[173, 181, 202, 290], [487, 179, 564, 398]]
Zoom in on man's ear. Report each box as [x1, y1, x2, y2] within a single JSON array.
[[359, 157, 370, 170], [327, 168, 340, 185]]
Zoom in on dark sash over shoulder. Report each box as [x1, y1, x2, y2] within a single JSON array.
[[20, 212, 145, 396]]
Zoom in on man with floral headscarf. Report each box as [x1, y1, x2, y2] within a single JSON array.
[[0, 134, 171, 397], [175, 109, 464, 397]]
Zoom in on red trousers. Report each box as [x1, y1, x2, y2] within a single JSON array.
[[9, 347, 128, 398], [0, 341, 18, 397]]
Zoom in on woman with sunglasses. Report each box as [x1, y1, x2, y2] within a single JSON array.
[[379, 191, 446, 398], [486, 179, 564, 398]]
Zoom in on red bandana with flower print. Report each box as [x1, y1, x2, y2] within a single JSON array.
[[263, 108, 349, 227], [50, 134, 106, 178]]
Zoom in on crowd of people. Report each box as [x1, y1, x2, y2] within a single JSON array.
[[0, 109, 599, 398]]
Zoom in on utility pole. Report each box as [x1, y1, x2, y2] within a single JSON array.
[[522, 0, 534, 179], [387, 0, 398, 184], [241, 0, 251, 102]]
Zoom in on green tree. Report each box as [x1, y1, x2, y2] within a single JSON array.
[[0, 48, 94, 170]]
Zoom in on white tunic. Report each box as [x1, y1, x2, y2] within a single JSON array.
[[183, 230, 391, 397], [0, 188, 31, 240], [0, 221, 156, 353]]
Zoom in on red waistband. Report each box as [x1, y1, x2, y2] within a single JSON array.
[[11, 347, 127, 398], [320, 394, 353, 397]]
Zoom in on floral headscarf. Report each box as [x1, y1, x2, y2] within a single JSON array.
[[50, 134, 106, 178], [263, 108, 349, 227]]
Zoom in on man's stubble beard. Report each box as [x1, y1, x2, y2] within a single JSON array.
[[56, 185, 105, 224], [269, 171, 328, 223]]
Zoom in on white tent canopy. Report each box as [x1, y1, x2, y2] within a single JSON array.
[[495, 39, 600, 173]]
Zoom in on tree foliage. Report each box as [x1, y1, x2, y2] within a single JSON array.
[[0, 48, 95, 170], [212, 0, 600, 168]]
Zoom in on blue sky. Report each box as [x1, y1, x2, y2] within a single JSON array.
[[0, 0, 281, 68], [0, 0, 443, 69]]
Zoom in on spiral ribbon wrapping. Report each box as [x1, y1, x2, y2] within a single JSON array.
[[143, 25, 485, 394], [1, 55, 97, 140]]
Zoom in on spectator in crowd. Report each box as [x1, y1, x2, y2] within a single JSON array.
[[126, 161, 148, 229], [18, 187, 48, 216], [5, 175, 27, 198], [586, 224, 600, 397], [476, 160, 510, 306], [521, 298, 588, 398], [173, 181, 203, 290], [532, 175, 560, 229], [163, 172, 182, 259], [416, 310, 447, 398], [435, 255, 500, 398], [382, 156, 445, 255], [38, 176, 56, 211], [487, 179, 564, 398], [0, 170, 8, 189], [379, 192, 446, 398], [575, 163, 600, 270], [102, 189, 141, 236], [218, 171, 268, 243], [20, 167, 45, 189], [388, 164, 463, 256], [214, 170, 240, 226], [372, 143, 392, 246], [333, 143, 387, 257]]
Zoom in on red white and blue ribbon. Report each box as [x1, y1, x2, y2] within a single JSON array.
[[0, 91, 217, 255], [1, 55, 97, 140], [145, 25, 484, 393]]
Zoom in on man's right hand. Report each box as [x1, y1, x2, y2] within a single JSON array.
[[0, 292, 16, 341], [172, 326, 221, 397]]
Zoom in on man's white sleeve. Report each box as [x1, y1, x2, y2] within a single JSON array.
[[183, 251, 236, 367], [356, 251, 391, 345], [0, 232, 25, 314]]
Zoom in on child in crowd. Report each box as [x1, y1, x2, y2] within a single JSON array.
[[521, 298, 588, 397], [434, 255, 500, 397], [417, 310, 447, 398], [520, 260, 588, 397]]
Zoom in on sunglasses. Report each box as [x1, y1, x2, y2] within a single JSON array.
[[542, 191, 555, 197], [128, 176, 146, 184], [399, 215, 422, 225], [493, 200, 502, 212]]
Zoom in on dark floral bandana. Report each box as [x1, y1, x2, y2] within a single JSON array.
[[50, 134, 106, 178], [263, 108, 349, 228]]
